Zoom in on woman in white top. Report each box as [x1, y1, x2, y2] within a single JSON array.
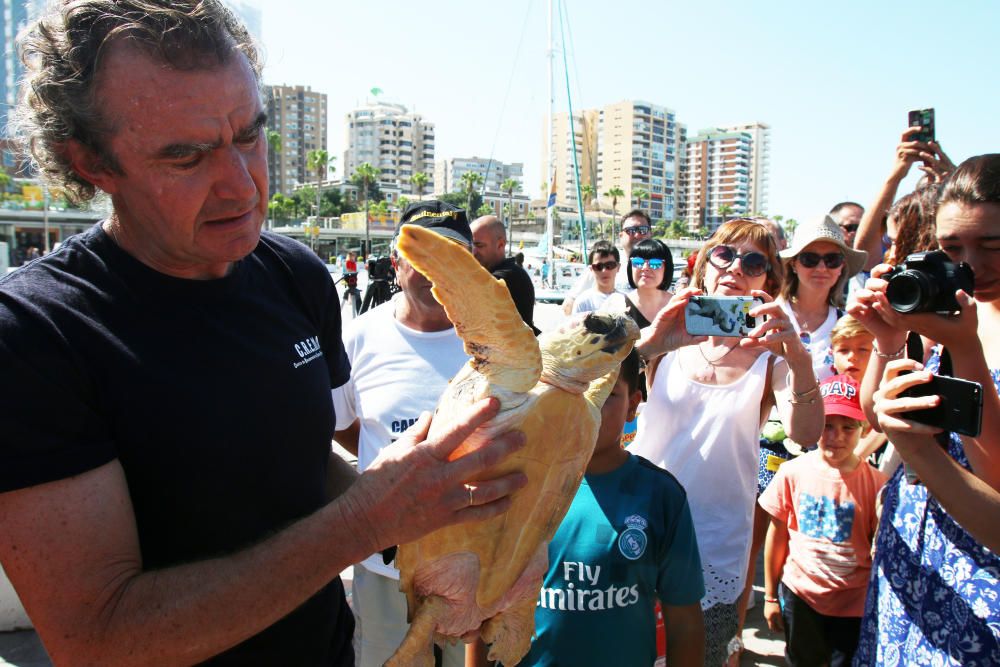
[[777, 215, 868, 382], [631, 219, 823, 666], [601, 238, 675, 328]]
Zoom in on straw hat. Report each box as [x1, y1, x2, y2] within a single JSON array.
[[779, 215, 868, 277]]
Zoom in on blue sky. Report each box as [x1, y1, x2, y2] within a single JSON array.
[[251, 0, 999, 223]]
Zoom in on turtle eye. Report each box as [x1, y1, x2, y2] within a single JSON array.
[[583, 313, 615, 335]]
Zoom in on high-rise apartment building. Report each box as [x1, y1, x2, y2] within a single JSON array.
[[343, 101, 435, 195], [2, 0, 44, 136], [678, 122, 770, 231], [434, 157, 524, 196], [265, 84, 328, 198], [544, 100, 683, 222]]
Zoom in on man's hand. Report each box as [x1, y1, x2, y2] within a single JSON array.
[[339, 398, 527, 556]]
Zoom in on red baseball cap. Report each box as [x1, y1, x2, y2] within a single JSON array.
[[820, 374, 866, 422]]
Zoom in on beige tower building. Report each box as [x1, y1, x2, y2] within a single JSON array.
[[265, 84, 328, 198], [343, 101, 435, 195], [544, 100, 683, 222], [678, 122, 770, 231]]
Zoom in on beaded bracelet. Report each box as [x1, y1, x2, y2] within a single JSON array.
[[874, 341, 907, 360]]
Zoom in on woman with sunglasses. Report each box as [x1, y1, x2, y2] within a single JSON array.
[[777, 215, 868, 383], [602, 239, 674, 328], [849, 154, 1000, 666], [631, 219, 824, 666]]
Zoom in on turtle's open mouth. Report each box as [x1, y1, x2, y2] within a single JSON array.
[[583, 313, 630, 354]]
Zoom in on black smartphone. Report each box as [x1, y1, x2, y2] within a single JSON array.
[[684, 295, 763, 337], [908, 108, 935, 143], [900, 374, 983, 437]]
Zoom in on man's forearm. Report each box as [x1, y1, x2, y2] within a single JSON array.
[[73, 497, 371, 666]]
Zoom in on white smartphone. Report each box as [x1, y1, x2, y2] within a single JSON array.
[[684, 295, 763, 337]]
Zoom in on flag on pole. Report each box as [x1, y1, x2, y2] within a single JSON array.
[[546, 169, 557, 208]]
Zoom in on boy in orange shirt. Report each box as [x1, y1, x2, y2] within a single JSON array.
[[759, 374, 886, 667]]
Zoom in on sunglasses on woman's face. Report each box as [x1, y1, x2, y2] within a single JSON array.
[[591, 260, 619, 272], [796, 251, 845, 269], [630, 257, 665, 270], [707, 245, 770, 278]]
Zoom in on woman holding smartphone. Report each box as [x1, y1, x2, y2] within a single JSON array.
[[631, 219, 823, 666], [849, 154, 1000, 666]]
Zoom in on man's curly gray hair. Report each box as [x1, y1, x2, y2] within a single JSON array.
[[9, 0, 262, 202]]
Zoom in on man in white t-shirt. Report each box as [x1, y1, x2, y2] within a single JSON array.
[[561, 209, 652, 314], [332, 201, 473, 667]]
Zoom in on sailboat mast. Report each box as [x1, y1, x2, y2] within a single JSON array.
[[545, 0, 554, 268]]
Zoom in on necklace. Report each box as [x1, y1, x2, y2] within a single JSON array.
[[694, 340, 738, 383]]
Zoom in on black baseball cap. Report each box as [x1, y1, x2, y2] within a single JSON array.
[[397, 200, 472, 247]]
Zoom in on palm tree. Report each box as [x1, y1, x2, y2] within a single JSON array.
[[352, 162, 381, 257], [632, 188, 649, 210], [501, 177, 521, 252], [306, 149, 332, 220], [718, 204, 734, 226], [604, 186, 624, 238], [580, 183, 596, 239], [460, 171, 485, 215], [266, 129, 282, 155], [410, 171, 429, 201]]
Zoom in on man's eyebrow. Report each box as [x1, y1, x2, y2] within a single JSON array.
[[938, 234, 1000, 241], [235, 112, 268, 143], [155, 112, 268, 159]]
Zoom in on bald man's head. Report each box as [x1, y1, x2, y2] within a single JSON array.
[[471, 215, 507, 269]]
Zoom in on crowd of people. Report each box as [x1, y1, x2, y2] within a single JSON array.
[[0, 2, 997, 667]]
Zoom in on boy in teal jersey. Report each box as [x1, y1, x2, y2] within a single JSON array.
[[469, 350, 705, 666]]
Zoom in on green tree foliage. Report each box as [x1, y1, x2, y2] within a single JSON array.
[[410, 172, 429, 201], [459, 171, 485, 215], [439, 191, 482, 215]]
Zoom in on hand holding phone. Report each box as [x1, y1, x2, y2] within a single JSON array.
[[900, 373, 983, 437]]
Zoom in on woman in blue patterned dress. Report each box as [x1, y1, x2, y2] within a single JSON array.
[[847, 154, 1000, 666]]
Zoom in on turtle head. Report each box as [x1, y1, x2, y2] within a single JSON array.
[[538, 313, 640, 393]]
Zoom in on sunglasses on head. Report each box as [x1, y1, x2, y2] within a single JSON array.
[[591, 260, 619, 272], [630, 257, 665, 270], [796, 251, 845, 269], [622, 225, 651, 236], [708, 245, 770, 278]]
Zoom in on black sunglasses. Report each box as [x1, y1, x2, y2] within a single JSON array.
[[591, 260, 619, 272], [708, 245, 770, 278], [622, 225, 651, 236], [840, 224, 859, 233], [797, 251, 845, 269]]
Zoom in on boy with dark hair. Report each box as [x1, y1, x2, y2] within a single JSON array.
[[512, 349, 705, 666], [571, 241, 622, 315], [760, 374, 886, 667]]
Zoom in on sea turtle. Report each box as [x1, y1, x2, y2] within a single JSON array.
[[387, 225, 640, 666]]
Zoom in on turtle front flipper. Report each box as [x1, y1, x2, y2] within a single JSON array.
[[397, 225, 542, 393]]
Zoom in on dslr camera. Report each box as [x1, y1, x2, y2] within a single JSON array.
[[885, 250, 974, 314], [367, 255, 395, 282]]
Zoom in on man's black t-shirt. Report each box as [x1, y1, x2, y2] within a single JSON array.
[[491, 257, 539, 335], [0, 226, 354, 665]]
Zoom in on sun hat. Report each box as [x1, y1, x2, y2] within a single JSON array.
[[779, 215, 868, 277], [397, 200, 472, 247], [820, 374, 867, 422]]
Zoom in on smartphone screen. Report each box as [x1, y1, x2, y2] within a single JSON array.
[[900, 374, 983, 437], [684, 295, 762, 337], [908, 108, 935, 143]]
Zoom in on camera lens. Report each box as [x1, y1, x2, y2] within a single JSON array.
[[887, 271, 935, 313]]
